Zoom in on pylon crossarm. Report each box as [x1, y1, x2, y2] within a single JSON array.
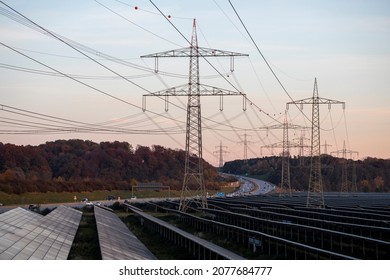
[[317, 98, 345, 106], [259, 124, 309, 130], [142, 46, 248, 73], [261, 140, 301, 149], [141, 47, 191, 58], [143, 84, 188, 97], [287, 98, 345, 109], [197, 47, 249, 57], [141, 46, 248, 58], [143, 84, 244, 97], [199, 84, 244, 96], [143, 84, 246, 111], [261, 142, 283, 149]]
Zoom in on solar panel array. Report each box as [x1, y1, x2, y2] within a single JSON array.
[[0, 205, 82, 260], [94, 206, 157, 260], [125, 203, 247, 260]]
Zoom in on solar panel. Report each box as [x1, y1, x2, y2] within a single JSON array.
[[0, 205, 82, 260], [94, 206, 157, 260]]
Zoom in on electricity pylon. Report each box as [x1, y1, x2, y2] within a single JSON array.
[[259, 115, 308, 196], [214, 141, 228, 168], [294, 130, 310, 166], [331, 140, 358, 193], [287, 78, 345, 208], [238, 131, 252, 164], [321, 140, 332, 155], [281, 115, 291, 196], [142, 19, 248, 212], [351, 160, 358, 192]]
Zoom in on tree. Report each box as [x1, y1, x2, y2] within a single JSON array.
[[0, 140, 222, 194]]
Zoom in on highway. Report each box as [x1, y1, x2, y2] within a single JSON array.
[[226, 174, 275, 197], [0, 175, 271, 213], [0, 174, 274, 213]]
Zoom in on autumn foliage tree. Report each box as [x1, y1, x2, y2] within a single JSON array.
[[0, 140, 220, 194], [222, 155, 390, 192]]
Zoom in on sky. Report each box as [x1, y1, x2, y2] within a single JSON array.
[[0, 0, 389, 165]]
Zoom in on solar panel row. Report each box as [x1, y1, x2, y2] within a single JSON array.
[[94, 206, 157, 260], [0, 206, 82, 260], [125, 203, 246, 260]]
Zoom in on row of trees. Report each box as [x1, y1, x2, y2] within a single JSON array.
[[222, 155, 390, 192], [0, 140, 221, 194], [2, 139, 387, 194]]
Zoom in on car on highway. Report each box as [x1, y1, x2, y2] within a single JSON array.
[[28, 204, 39, 211]]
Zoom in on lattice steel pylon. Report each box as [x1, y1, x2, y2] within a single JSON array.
[[295, 130, 310, 166], [214, 141, 228, 168], [331, 140, 359, 194], [321, 140, 332, 155], [287, 78, 345, 208], [259, 117, 307, 196], [308, 79, 324, 207], [141, 19, 248, 212], [281, 114, 291, 196], [238, 131, 252, 164]]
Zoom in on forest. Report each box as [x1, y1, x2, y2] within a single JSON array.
[[221, 155, 390, 192], [1, 139, 389, 195], [0, 139, 221, 194]]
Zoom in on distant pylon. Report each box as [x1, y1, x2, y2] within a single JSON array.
[[259, 115, 308, 195], [351, 161, 357, 192], [240, 131, 251, 163], [342, 158, 348, 193], [321, 140, 332, 155], [293, 129, 310, 166], [281, 114, 291, 196], [214, 141, 228, 168], [331, 140, 358, 194], [287, 78, 345, 208], [141, 19, 248, 212]]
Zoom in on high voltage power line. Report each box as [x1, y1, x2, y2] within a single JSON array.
[[0, 2, 151, 93], [0, 103, 184, 135], [227, 0, 312, 125], [0, 1, 274, 137], [0, 5, 229, 80], [148, 0, 283, 125], [1, 0, 182, 134], [0, 1, 351, 163], [227, 0, 351, 144]]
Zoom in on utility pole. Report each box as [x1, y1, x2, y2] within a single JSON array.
[[214, 141, 228, 168], [287, 78, 345, 208], [331, 140, 358, 193], [142, 19, 248, 212]]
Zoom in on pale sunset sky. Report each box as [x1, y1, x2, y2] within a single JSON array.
[[1, 0, 389, 165]]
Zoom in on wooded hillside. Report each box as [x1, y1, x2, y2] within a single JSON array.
[[0, 140, 220, 194], [222, 155, 390, 192]]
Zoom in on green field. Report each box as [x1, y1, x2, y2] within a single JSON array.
[[0, 187, 237, 206]]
